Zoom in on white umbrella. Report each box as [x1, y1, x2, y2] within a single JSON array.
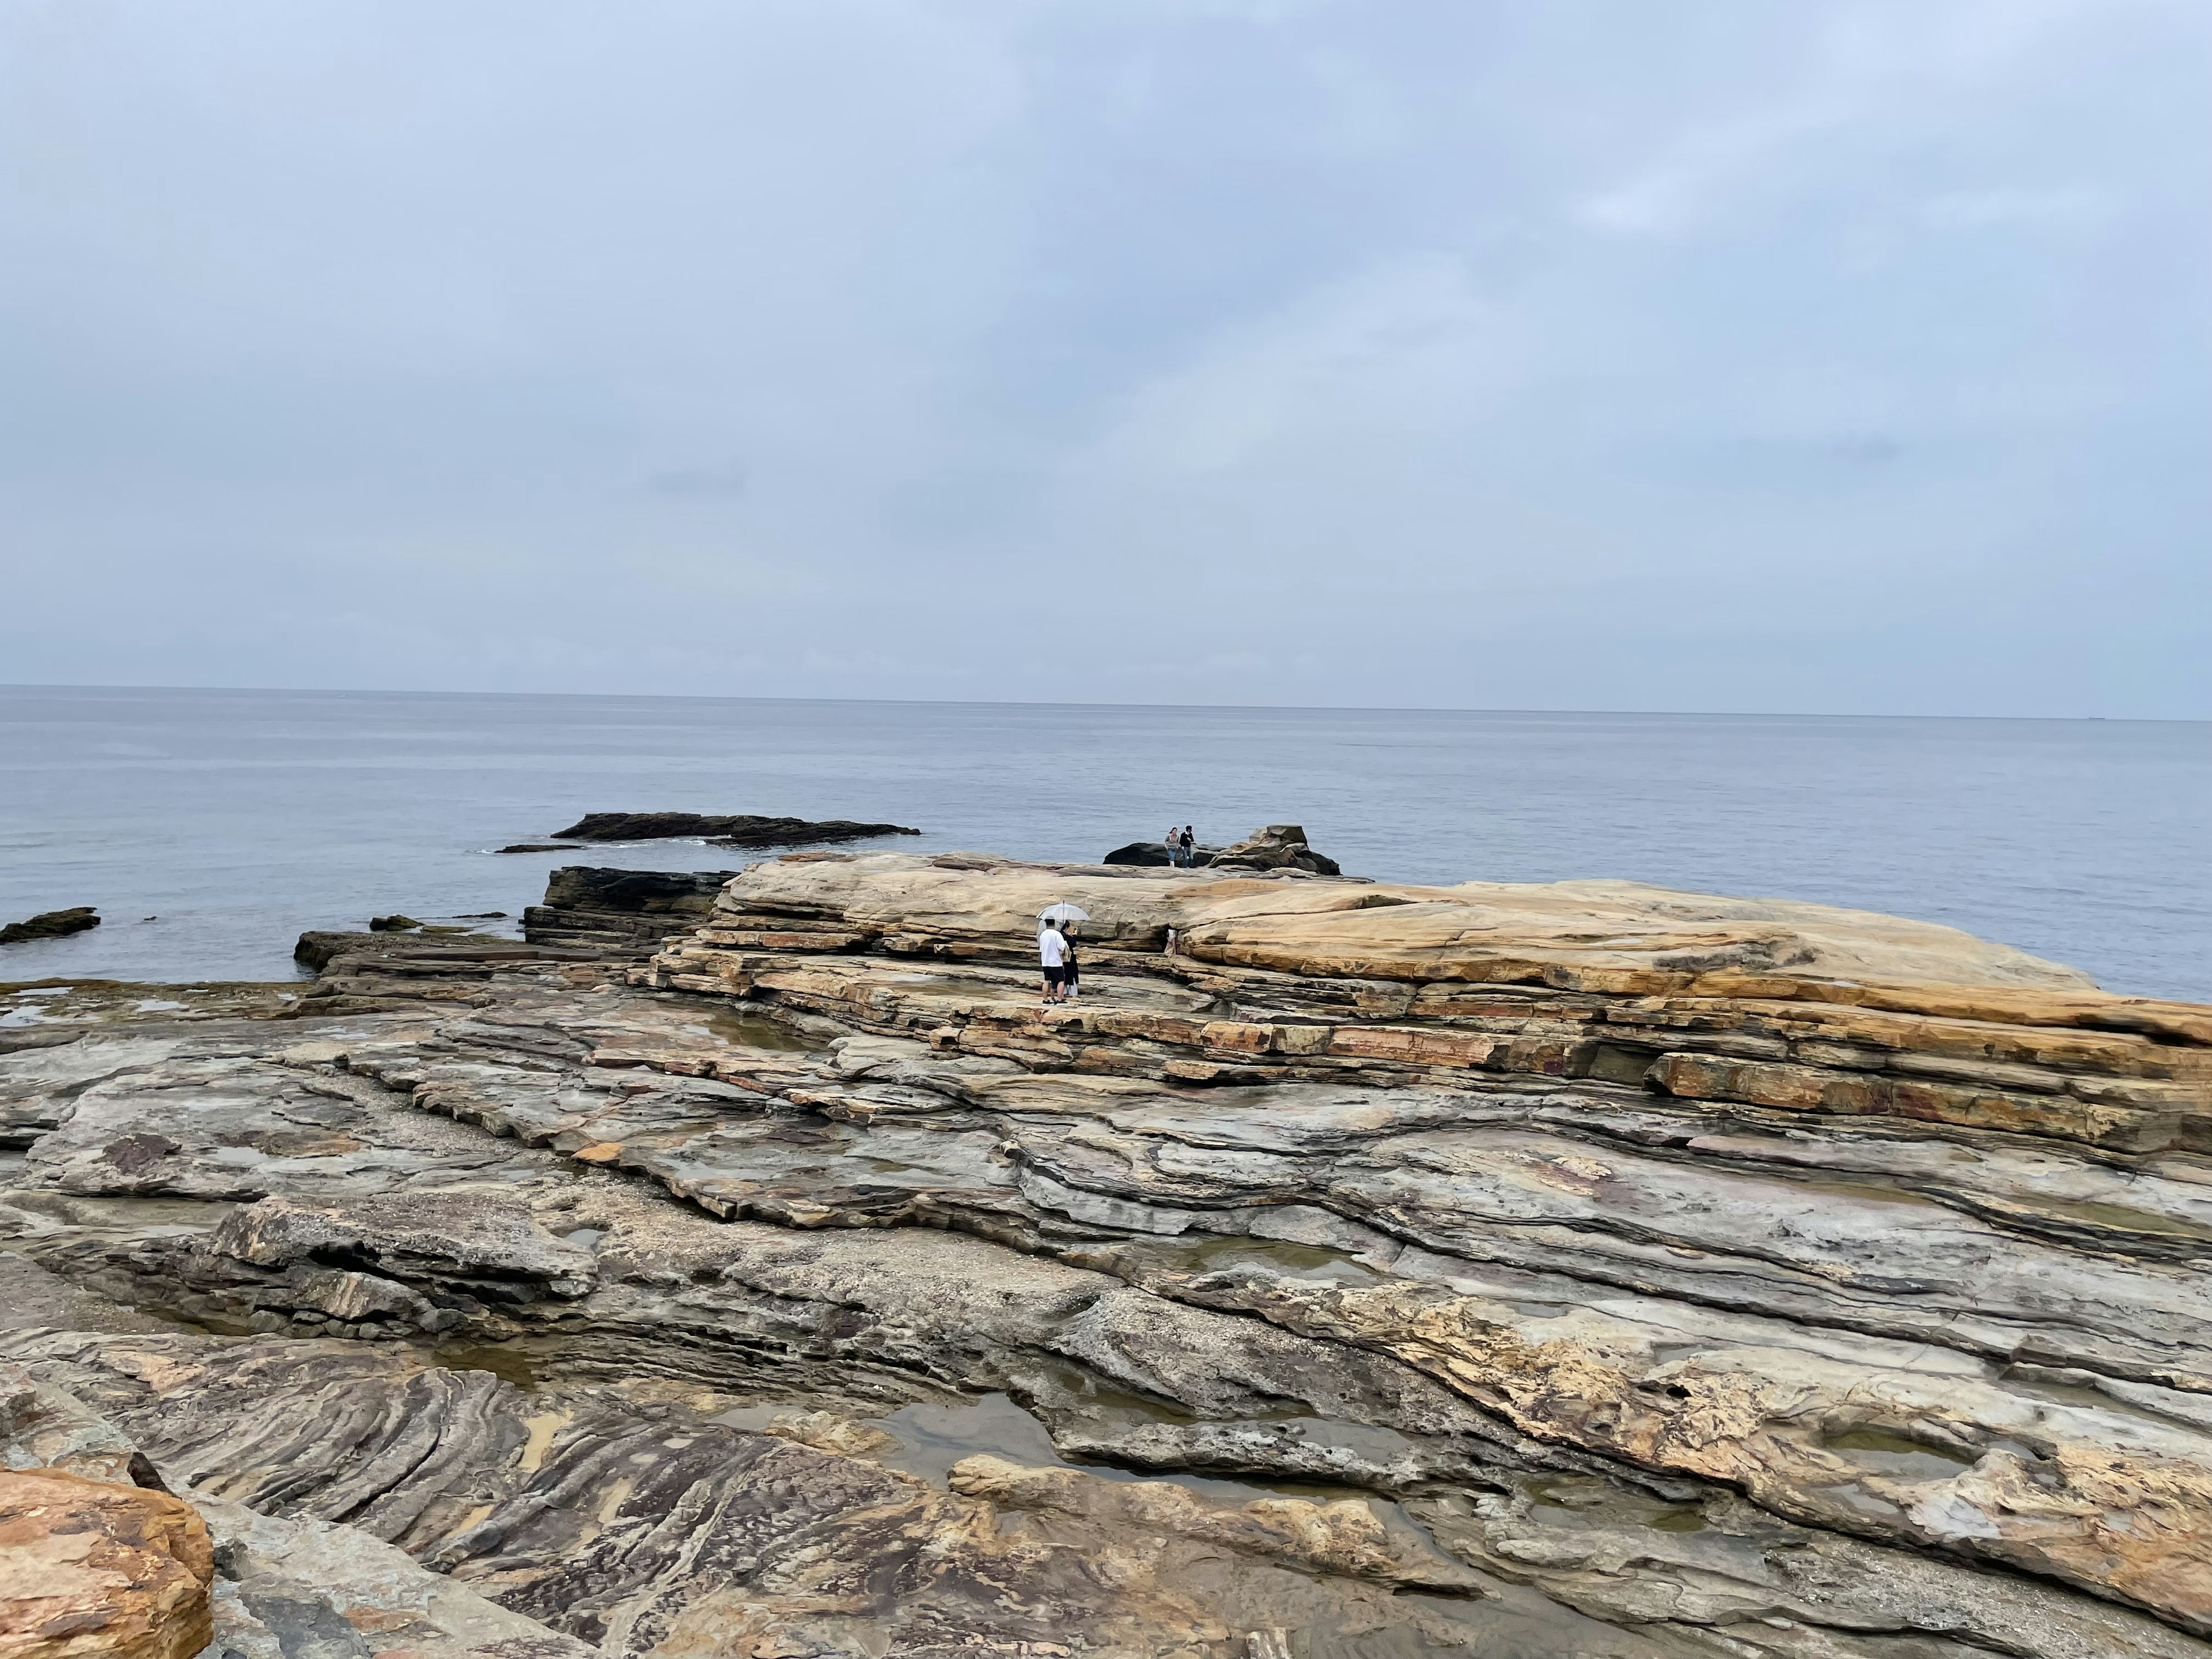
[[1037, 903, 1090, 926]]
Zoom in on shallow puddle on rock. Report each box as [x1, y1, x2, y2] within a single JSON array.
[[1822, 1427, 1978, 1482], [1980, 1191, 2212, 1244], [1353, 1585, 1679, 1659], [1999, 1365, 2212, 1435], [1778, 1175, 1947, 1210], [1524, 1477, 1707, 1533], [874, 1392, 1460, 1559], [1135, 1232, 1386, 1286], [428, 1341, 545, 1389], [684, 1008, 821, 1053]]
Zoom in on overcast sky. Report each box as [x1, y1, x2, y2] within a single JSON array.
[[2, 1, 2205, 714]]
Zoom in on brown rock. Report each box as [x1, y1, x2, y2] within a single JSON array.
[[0, 1467, 212, 1659]]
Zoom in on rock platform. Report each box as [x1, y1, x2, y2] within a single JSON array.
[[1, 849, 2209, 1658]]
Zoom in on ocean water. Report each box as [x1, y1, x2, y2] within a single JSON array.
[[0, 685, 2205, 1001]]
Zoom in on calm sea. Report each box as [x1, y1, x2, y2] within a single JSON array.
[[1, 685, 2205, 1001]]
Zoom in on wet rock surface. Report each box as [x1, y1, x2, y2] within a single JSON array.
[[0, 848, 2209, 1656]]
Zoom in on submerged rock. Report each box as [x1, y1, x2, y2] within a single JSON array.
[[0, 909, 100, 946]]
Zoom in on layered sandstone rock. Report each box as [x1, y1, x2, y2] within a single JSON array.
[[522, 866, 738, 955], [0, 849, 2208, 1657], [0, 1467, 211, 1659]]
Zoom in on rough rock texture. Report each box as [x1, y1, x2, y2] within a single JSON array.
[[522, 868, 738, 956], [1, 911, 100, 947], [1212, 825, 1344, 877], [0, 1350, 591, 1659], [1, 848, 2210, 1657], [544, 813, 920, 848], [0, 1467, 211, 1659]]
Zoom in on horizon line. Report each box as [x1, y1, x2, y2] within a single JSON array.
[[0, 680, 2200, 726]]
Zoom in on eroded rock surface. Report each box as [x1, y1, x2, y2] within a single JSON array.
[[0, 1466, 211, 1659], [1, 849, 2209, 1657], [523, 868, 739, 956]]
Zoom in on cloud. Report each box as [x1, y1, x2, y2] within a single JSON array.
[[0, 0, 2205, 715]]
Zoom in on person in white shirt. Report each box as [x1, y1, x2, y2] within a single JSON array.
[[1039, 922, 1069, 1003]]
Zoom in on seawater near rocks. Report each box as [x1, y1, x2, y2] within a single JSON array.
[[2, 847, 2211, 1657]]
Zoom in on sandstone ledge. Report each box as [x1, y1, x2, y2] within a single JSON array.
[[1, 849, 2209, 1655]]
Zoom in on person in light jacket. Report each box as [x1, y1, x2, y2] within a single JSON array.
[[1039, 921, 1070, 1003]]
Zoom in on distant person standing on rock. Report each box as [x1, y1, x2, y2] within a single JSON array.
[[1178, 825, 1195, 866], [1039, 919, 1069, 1004], [1164, 824, 1184, 866], [1062, 924, 1081, 1000]]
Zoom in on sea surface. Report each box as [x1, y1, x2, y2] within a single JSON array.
[[1, 685, 2206, 1001]]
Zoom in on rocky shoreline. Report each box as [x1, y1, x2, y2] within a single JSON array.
[[3, 842, 2210, 1659]]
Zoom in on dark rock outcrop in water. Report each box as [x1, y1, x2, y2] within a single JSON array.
[[522, 865, 737, 955], [1104, 823, 1342, 875], [544, 811, 921, 847], [6, 847, 2212, 1657], [1, 907, 100, 945], [1104, 839, 1218, 868]]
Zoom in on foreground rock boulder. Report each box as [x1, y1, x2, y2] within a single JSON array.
[[2, 847, 2210, 1657], [544, 812, 920, 847], [0, 910, 99, 947], [0, 1468, 211, 1659]]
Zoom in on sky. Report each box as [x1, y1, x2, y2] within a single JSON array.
[[1, 0, 2206, 715]]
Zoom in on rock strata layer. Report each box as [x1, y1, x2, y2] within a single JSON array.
[[522, 867, 738, 956], [1, 849, 2209, 1658], [544, 813, 921, 847]]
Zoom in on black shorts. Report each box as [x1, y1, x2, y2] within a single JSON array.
[[1043, 964, 1067, 986]]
